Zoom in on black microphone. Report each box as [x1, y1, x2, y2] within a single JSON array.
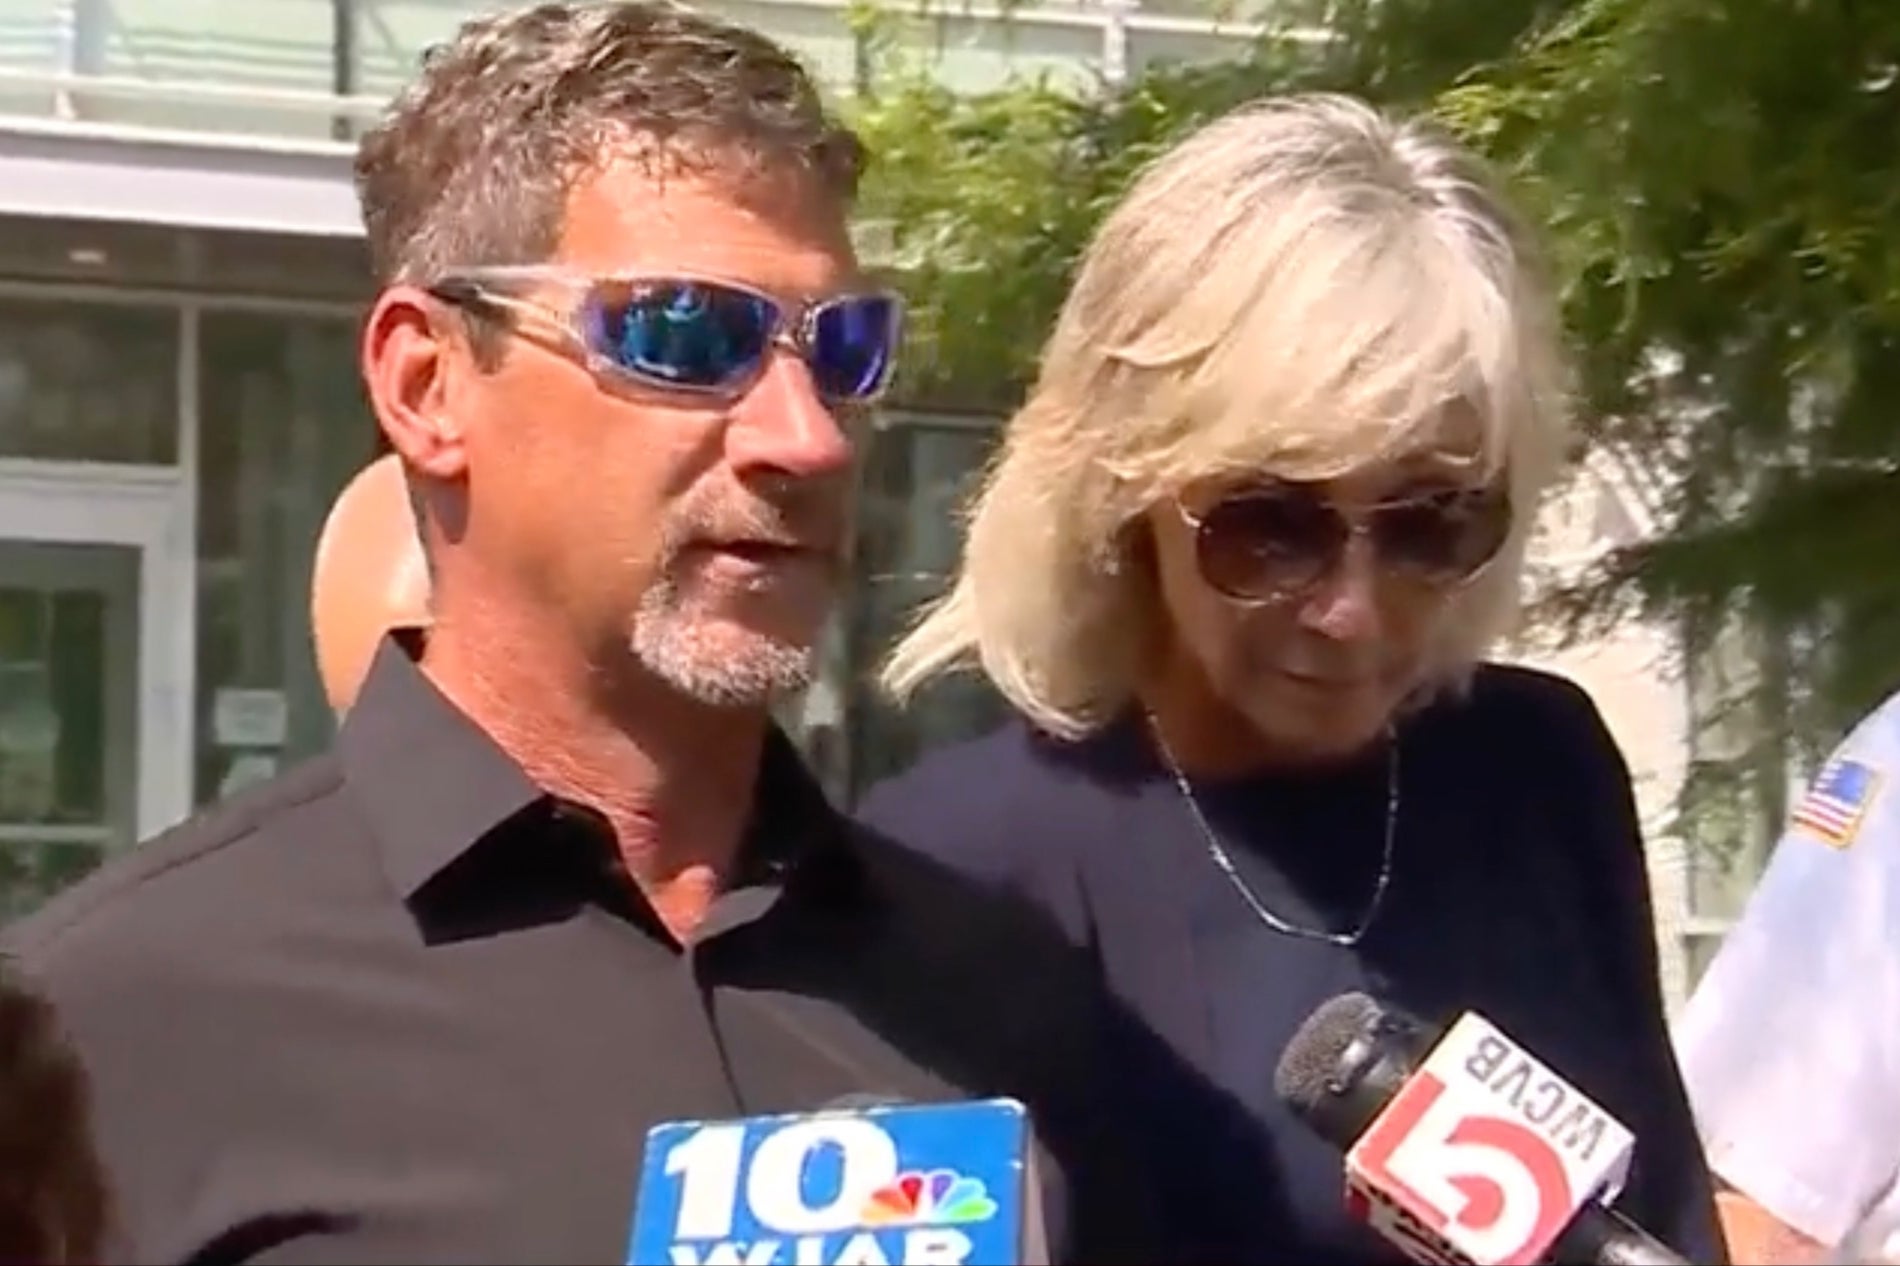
[[1273, 992, 1690, 1266]]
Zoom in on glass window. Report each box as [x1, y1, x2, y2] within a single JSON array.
[[194, 311, 375, 805], [0, 219, 373, 304], [0, 297, 178, 464], [843, 417, 1009, 801], [0, 216, 195, 291], [198, 232, 374, 304], [0, 542, 141, 920]]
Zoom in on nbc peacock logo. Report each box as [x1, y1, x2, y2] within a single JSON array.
[[857, 1169, 998, 1228]]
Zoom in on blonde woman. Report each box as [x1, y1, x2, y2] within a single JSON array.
[[860, 95, 1724, 1263]]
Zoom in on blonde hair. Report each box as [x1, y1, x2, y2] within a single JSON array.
[[881, 93, 1572, 739]]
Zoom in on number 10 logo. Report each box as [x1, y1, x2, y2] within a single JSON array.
[[666, 1118, 903, 1239], [627, 1104, 1016, 1265]]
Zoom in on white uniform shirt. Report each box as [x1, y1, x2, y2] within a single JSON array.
[[1675, 689, 1900, 1262]]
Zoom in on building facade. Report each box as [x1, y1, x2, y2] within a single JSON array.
[[0, 0, 1746, 1007]]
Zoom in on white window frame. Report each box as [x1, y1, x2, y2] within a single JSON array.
[[0, 460, 194, 840], [0, 277, 365, 845]]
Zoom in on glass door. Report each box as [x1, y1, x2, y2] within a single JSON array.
[[0, 465, 192, 918], [0, 543, 139, 917]]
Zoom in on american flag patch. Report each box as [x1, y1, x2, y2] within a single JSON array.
[[1790, 756, 1882, 848]]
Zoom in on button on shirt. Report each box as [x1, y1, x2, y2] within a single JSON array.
[[1675, 688, 1900, 1263], [3, 639, 1154, 1265]]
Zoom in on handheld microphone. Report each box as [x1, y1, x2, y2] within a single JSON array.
[[1273, 993, 1689, 1266], [627, 1097, 1049, 1265]]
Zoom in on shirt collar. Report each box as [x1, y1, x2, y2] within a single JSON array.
[[337, 635, 858, 911]]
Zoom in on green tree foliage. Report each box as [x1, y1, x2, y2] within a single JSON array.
[[847, 69, 1090, 410], [846, 17, 1291, 406], [1439, 0, 1900, 853], [847, 0, 1578, 400]]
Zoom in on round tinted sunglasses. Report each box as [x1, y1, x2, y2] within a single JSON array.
[[1175, 480, 1513, 602], [426, 266, 903, 404]]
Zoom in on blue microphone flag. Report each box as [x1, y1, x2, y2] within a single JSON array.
[[627, 1097, 1042, 1266]]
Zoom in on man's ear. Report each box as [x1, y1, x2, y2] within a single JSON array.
[[361, 286, 468, 481]]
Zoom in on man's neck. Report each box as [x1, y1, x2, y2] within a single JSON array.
[[417, 605, 768, 942]]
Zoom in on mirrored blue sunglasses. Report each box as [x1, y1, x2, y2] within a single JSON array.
[[426, 266, 903, 404]]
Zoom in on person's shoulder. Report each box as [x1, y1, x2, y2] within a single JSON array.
[[842, 821, 1112, 1089], [848, 818, 1063, 945], [854, 717, 1052, 872], [854, 714, 1118, 939], [1448, 661, 1610, 743], [1435, 663, 1643, 879], [1425, 662, 1629, 784], [5, 756, 350, 994], [1770, 685, 1900, 857], [858, 718, 1044, 813], [1835, 685, 1900, 764]]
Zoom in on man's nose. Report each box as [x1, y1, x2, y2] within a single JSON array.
[[725, 351, 855, 481]]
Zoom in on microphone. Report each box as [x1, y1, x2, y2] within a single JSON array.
[[1273, 993, 1689, 1266], [627, 1096, 1050, 1265]]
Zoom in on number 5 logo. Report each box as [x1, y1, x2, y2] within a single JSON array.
[[1353, 1073, 1574, 1266]]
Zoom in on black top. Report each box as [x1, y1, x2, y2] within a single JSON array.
[[858, 663, 1727, 1265], [3, 638, 1159, 1265]]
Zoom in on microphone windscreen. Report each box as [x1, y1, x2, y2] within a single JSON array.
[[1272, 990, 1382, 1118]]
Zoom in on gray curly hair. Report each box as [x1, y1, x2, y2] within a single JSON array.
[[353, 1, 863, 287]]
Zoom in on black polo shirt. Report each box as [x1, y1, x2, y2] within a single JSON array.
[[4, 639, 1156, 1265]]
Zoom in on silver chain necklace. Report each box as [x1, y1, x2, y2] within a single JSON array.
[[1145, 713, 1400, 947]]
